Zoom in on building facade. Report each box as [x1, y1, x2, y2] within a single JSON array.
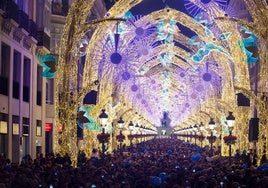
[[0, 0, 107, 163]]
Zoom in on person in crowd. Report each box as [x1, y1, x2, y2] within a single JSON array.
[[91, 148, 100, 159], [0, 138, 267, 188], [234, 149, 241, 162], [248, 149, 258, 167], [261, 150, 267, 165]]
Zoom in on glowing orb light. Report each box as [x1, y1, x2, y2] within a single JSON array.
[[131, 84, 139, 92], [122, 71, 131, 80], [202, 72, 212, 81]]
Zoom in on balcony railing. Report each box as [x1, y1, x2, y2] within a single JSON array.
[[1, 0, 40, 41], [2, 0, 19, 22], [28, 19, 38, 40], [37, 30, 51, 50], [18, 10, 29, 32]]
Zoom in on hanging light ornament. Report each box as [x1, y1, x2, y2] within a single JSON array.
[[131, 84, 139, 92], [90, 20, 138, 84], [202, 62, 212, 82], [110, 22, 122, 64], [123, 12, 156, 39]]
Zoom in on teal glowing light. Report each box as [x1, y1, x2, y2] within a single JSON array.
[[239, 27, 259, 64], [192, 43, 231, 63], [156, 19, 178, 42], [36, 54, 57, 78], [77, 105, 101, 131], [124, 11, 134, 19], [220, 32, 231, 40], [188, 35, 201, 47]]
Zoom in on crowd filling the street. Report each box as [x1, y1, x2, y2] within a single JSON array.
[[1, 138, 268, 188]]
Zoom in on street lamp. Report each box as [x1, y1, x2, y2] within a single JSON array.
[[226, 112, 235, 134], [226, 111, 235, 165], [118, 117, 124, 130], [98, 109, 109, 154], [135, 123, 140, 133], [188, 126, 193, 143], [128, 121, 134, 134], [117, 117, 125, 149], [99, 109, 108, 130], [128, 121, 134, 145], [193, 124, 198, 145], [199, 122, 205, 148], [135, 123, 139, 143], [208, 118, 216, 152]]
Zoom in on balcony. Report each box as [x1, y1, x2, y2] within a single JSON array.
[[2, 0, 19, 22], [18, 10, 29, 32], [37, 30, 50, 50], [28, 19, 38, 40], [1, 0, 40, 41]]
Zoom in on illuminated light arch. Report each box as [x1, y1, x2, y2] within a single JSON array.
[[55, 0, 268, 166], [83, 8, 216, 84], [83, 6, 247, 114], [138, 45, 193, 72]]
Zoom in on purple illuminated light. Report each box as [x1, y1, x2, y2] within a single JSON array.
[[131, 84, 138, 92]]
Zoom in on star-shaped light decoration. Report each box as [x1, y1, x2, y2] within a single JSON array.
[[90, 27, 139, 84]]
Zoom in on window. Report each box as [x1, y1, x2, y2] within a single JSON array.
[[0, 43, 10, 95], [12, 123, 19, 135], [0, 121, 7, 134], [36, 0, 44, 27], [0, 113, 8, 134], [23, 57, 31, 102], [46, 78, 54, 104], [22, 117, 30, 136], [13, 51, 21, 99], [62, 0, 69, 16], [36, 120, 42, 136], [37, 65, 42, 105], [12, 115, 20, 135]]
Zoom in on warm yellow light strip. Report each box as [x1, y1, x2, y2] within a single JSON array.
[[55, 0, 97, 167], [55, 0, 268, 165]]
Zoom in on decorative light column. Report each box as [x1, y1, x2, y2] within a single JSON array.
[[225, 111, 236, 165], [98, 109, 109, 154], [135, 123, 139, 143]]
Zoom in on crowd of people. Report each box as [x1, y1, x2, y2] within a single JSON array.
[[0, 138, 268, 188]]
